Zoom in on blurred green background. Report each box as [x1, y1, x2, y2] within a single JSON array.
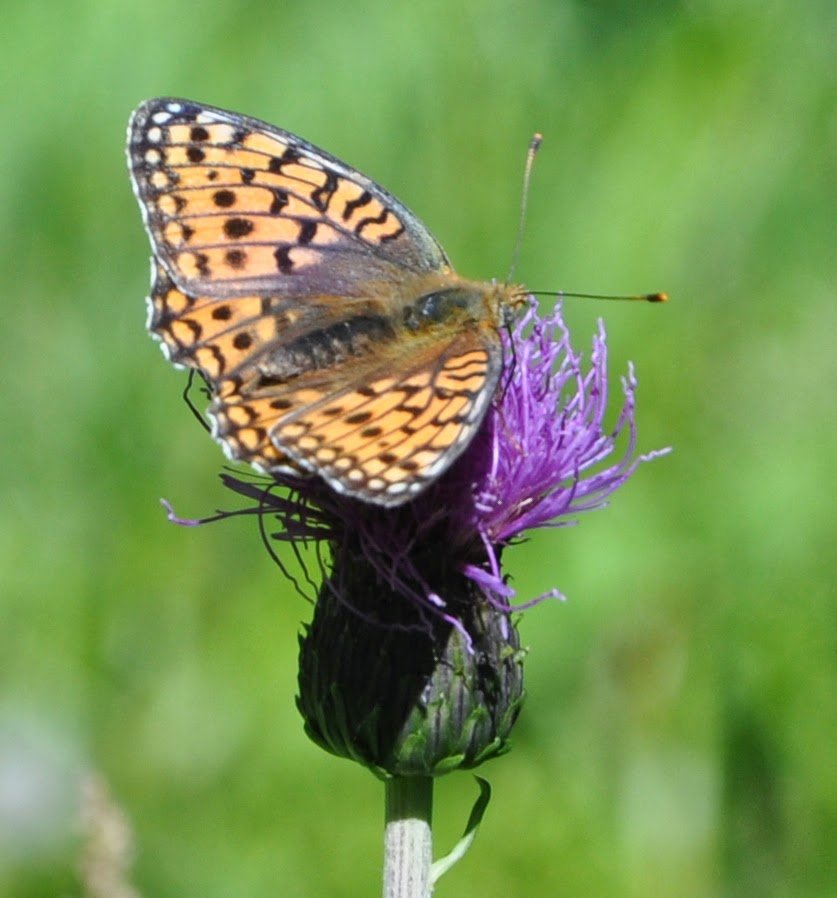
[[1, 1, 833, 895]]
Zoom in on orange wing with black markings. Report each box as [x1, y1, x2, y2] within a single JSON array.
[[128, 98, 450, 297], [263, 329, 502, 505]]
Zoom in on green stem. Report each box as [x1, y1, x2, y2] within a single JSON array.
[[383, 776, 434, 898]]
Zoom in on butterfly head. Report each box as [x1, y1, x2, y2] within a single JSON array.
[[494, 282, 533, 327]]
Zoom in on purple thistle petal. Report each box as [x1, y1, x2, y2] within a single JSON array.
[[453, 304, 671, 555]]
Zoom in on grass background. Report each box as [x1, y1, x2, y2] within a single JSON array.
[[1, 1, 833, 895]]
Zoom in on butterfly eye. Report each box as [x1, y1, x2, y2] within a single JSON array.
[[403, 288, 478, 331]]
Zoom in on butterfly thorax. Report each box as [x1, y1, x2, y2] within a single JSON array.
[[397, 274, 526, 336]]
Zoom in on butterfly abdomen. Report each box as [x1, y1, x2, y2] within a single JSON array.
[[256, 313, 397, 383]]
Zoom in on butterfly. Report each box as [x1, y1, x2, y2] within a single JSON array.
[[127, 98, 528, 506]]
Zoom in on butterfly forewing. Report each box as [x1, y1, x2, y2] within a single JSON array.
[[128, 98, 451, 298]]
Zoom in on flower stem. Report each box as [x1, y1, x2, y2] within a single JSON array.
[[383, 776, 434, 898]]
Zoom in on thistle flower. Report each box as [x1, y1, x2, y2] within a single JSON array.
[[199, 301, 669, 777]]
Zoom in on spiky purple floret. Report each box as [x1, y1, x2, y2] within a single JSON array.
[[191, 301, 667, 624], [443, 302, 670, 601]]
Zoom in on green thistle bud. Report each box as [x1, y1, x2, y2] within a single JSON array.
[[297, 554, 526, 778]]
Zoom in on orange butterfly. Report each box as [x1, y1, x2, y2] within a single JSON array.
[[127, 98, 527, 506]]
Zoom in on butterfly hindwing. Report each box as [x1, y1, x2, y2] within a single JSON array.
[[211, 326, 503, 505]]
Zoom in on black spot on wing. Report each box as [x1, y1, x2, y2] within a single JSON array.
[[224, 218, 254, 239], [274, 246, 293, 273], [311, 170, 338, 212], [213, 189, 236, 208], [342, 190, 372, 221]]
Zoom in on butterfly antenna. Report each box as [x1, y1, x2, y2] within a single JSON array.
[[526, 289, 669, 303], [506, 132, 543, 284]]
